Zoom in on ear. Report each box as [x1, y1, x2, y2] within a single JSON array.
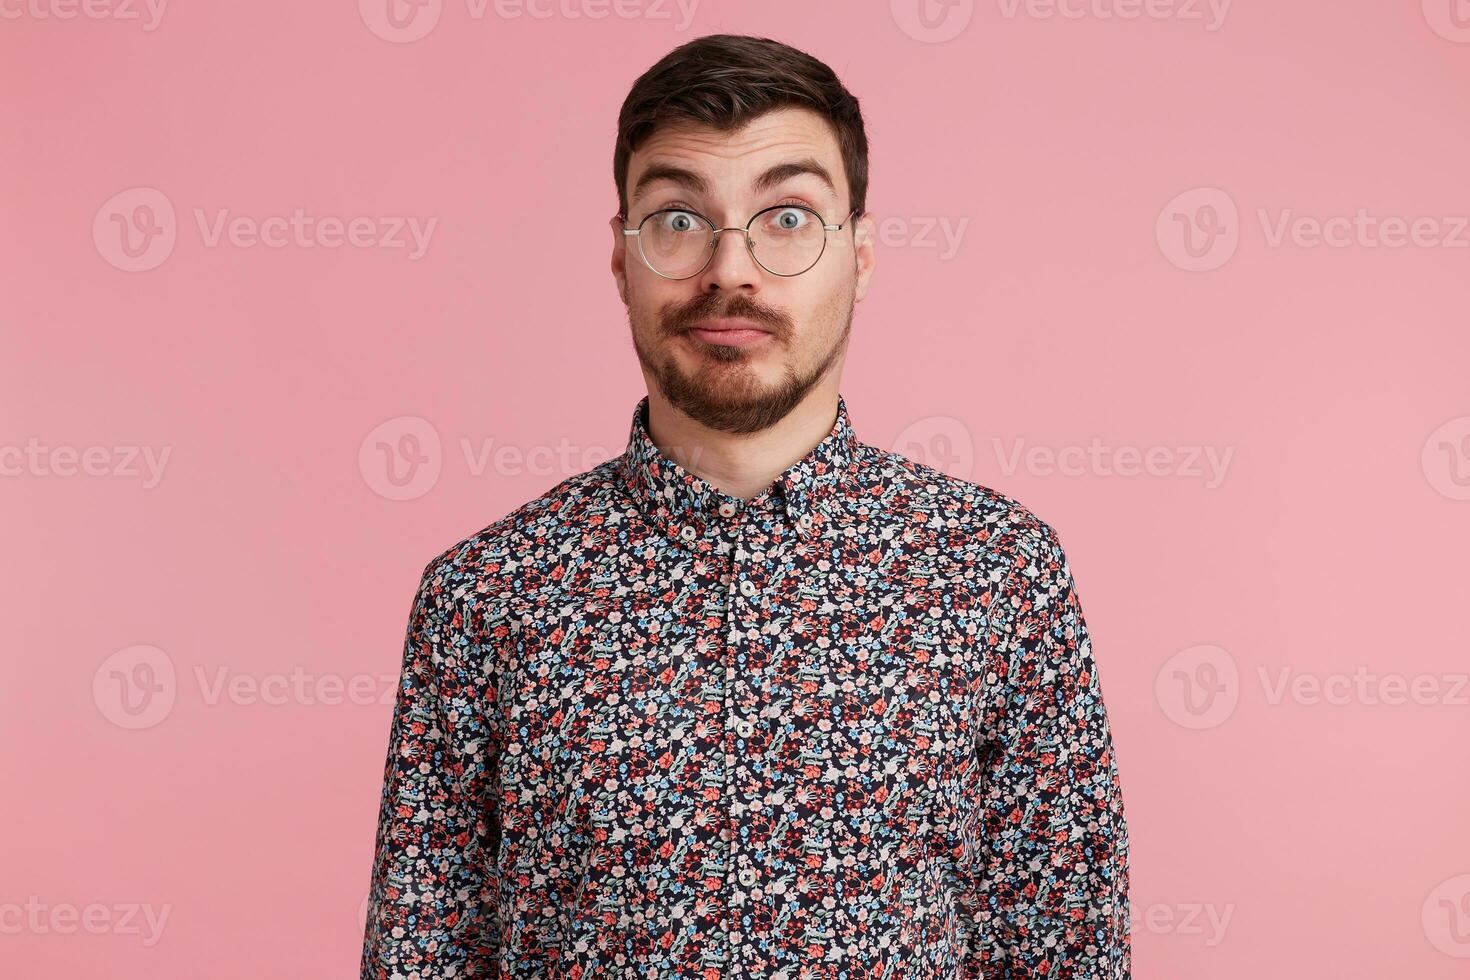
[[852, 211, 877, 304], [609, 213, 630, 306]]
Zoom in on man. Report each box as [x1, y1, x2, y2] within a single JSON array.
[[362, 33, 1130, 979]]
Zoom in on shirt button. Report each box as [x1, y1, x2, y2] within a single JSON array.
[[738, 579, 758, 598], [679, 524, 698, 543], [738, 868, 758, 887], [734, 717, 755, 738], [718, 501, 737, 518], [796, 512, 813, 532]]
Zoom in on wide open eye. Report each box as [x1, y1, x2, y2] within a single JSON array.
[[763, 206, 814, 235], [654, 210, 703, 234]]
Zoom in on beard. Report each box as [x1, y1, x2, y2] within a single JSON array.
[[629, 289, 852, 435]]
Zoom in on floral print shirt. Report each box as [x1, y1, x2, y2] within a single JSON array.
[[361, 394, 1130, 979]]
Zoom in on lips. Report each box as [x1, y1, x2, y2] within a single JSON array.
[[685, 318, 774, 349], [687, 317, 770, 335]]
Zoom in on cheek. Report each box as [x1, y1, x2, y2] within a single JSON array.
[[789, 279, 849, 335], [625, 275, 673, 318]]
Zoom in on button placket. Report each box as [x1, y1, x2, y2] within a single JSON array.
[[730, 550, 762, 749], [723, 520, 780, 958], [722, 524, 749, 963]]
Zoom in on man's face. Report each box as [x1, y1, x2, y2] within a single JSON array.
[[611, 107, 875, 434]]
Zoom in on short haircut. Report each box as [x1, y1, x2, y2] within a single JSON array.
[[613, 34, 870, 221]]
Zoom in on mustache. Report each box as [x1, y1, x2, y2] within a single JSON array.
[[662, 295, 791, 335]]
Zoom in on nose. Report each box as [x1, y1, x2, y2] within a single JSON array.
[[697, 225, 762, 292]]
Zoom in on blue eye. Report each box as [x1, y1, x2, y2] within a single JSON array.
[[763, 206, 813, 235], [657, 211, 701, 233]]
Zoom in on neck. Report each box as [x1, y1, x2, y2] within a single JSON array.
[[642, 386, 841, 501]]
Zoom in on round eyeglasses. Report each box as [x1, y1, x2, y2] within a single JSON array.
[[620, 204, 860, 280]]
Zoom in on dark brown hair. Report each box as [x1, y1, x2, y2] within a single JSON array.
[[613, 34, 869, 222]]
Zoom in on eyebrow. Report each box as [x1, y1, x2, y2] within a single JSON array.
[[627, 157, 838, 213]]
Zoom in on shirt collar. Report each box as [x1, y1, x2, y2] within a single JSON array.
[[617, 394, 860, 546]]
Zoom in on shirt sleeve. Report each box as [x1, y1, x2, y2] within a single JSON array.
[[361, 559, 501, 979], [961, 523, 1131, 978]]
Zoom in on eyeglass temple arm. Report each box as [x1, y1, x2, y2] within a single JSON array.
[[826, 208, 861, 231]]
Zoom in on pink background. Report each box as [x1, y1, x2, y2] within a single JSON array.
[[3, 1, 1469, 976]]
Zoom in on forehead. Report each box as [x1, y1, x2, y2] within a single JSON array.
[[626, 107, 846, 207]]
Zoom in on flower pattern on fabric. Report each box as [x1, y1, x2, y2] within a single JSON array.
[[362, 394, 1130, 979]]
